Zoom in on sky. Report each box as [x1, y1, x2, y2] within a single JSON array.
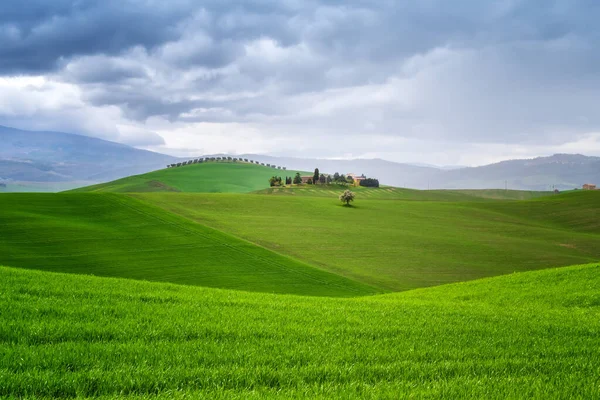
[[1, 0, 600, 166]]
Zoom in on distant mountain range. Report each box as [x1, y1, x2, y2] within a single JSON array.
[[0, 125, 178, 188], [0, 125, 598, 191], [230, 153, 599, 191]]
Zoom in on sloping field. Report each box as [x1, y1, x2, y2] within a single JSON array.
[[1, 263, 598, 398], [0, 193, 375, 297], [255, 185, 552, 200], [450, 188, 555, 200], [138, 191, 600, 291], [474, 190, 600, 233], [71, 162, 305, 193]]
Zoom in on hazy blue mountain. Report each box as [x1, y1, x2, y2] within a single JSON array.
[[1, 124, 597, 192], [433, 154, 600, 191], [222, 153, 599, 191], [0, 126, 178, 188]]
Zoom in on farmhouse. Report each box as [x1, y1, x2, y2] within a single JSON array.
[[300, 176, 314, 184], [347, 173, 366, 186], [583, 183, 597, 190]]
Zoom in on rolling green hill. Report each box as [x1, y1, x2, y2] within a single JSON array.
[[2, 190, 598, 294], [71, 160, 555, 200], [1, 263, 599, 398], [138, 190, 600, 291], [71, 161, 306, 193], [0, 193, 375, 297]]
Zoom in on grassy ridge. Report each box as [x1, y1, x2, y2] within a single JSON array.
[[71, 162, 306, 194], [1, 264, 599, 398], [72, 160, 552, 200], [257, 185, 552, 201], [0, 193, 376, 297], [138, 191, 600, 291]]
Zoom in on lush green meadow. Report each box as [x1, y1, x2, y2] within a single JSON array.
[[2, 188, 598, 293], [1, 263, 599, 398], [0, 193, 375, 297], [138, 190, 600, 291], [256, 185, 552, 201], [71, 162, 305, 194], [3, 162, 600, 398]]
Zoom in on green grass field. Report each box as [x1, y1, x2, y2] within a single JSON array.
[[138, 190, 600, 291], [1, 263, 599, 398], [71, 162, 306, 194], [3, 162, 600, 398], [0, 193, 375, 297], [256, 184, 552, 201]]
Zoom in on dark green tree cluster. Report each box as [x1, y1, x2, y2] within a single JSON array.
[[359, 178, 380, 188], [269, 176, 283, 187], [293, 173, 302, 184], [331, 173, 349, 185]]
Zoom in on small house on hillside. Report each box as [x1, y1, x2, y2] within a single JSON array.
[[583, 183, 597, 190], [300, 176, 313, 184], [347, 173, 366, 187]]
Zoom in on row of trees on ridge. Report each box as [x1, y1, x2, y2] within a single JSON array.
[[168, 157, 287, 170]]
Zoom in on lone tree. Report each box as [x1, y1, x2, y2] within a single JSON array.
[[313, 168, 320, 184], [339, 190, 355, 206]]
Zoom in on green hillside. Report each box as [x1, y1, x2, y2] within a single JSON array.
[[2, 190, 598, 294], [138, 190, 600, 291], [256, 184, 552, 201], [0, 193, 375, 297], [71, 161, 305, 193], [2, 263, 599, 398]]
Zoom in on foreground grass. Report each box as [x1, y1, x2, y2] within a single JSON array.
[[0, 193, 375, 297], [1, 264, 599, 398], [71, 162, 306, 194], [138, 190, 600, 291]]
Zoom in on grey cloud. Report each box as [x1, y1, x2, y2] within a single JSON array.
[[63, 55, 149, 84], [0, 0, 194, 74], [3, 0, 600, 153]]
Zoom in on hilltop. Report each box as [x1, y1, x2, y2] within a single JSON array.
[[72, 158, 556, 200], [1, 263, 598, 398], [71, 161, 306, 194]]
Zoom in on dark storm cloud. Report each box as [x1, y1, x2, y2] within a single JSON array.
[[0, 0, 194, 74], [63, 56, 148, 84], [3, 0, 600, 152]]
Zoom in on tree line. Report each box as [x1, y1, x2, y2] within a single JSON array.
[[168, 157, 287, 170], [269, 169, 379, 188]]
